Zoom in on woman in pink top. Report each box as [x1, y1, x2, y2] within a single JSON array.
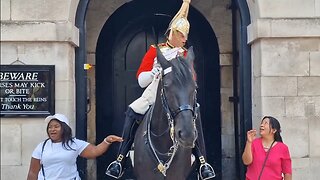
[[242, 116, 292, 180]]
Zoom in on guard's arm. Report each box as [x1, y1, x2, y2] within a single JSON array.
[[138, 71, 153, 88], [136, 45, 157, 87], [138, 66, 162, 88]]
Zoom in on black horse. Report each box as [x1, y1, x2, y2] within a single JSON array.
[[133, 47, 198, 180]]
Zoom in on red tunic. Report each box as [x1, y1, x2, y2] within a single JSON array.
[[136, 44, 188, 78], [136, 46, 157, 78]]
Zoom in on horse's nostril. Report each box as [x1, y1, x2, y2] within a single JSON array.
[[177, 129, 197, 148], [178, 130, 195, 141], [178, 130, 189, 140]]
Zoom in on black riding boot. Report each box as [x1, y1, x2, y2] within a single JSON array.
[[193, 103, 216, 180], [105, 107, 143, 179]]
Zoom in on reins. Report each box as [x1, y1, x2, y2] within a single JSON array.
[[146, 103, 179, 177], [145, 66, 197, 177]]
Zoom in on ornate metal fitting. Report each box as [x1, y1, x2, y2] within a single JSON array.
[[199, 156, 206, 164], [170, 126, 175, 141], [157, 162, 165, 172], [166, 112, 171, 120], [117, 154, 124, 162]]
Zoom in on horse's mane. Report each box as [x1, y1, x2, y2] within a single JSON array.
[[170, 57, 196, 86]]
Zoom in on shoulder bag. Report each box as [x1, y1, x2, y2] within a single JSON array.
[[41, 138, 49, 180], [258, 140, 276, 180]]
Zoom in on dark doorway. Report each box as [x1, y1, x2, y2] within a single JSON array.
[[95, 0, 221, 179]]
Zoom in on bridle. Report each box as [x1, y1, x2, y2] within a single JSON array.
[[161, 86, 197, 120], [160, 81, 198, 141], [160, 66, 198, 140], [146, 66, 198, 176]]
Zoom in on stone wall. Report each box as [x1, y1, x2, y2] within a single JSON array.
[[1, 0, 319, 179], [247, 0, 320, 179], [0, 0, 79, 179], [85, 0, 236, 179]]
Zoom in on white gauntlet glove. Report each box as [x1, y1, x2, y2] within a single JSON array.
[[151, 66, 162, 79], [138, 64, 162, 88]]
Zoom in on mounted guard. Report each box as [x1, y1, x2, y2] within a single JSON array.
[[105, 0, 216, 179]]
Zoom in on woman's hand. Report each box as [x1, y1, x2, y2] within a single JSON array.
[[105, 135, 123, 144], [242, 129, 256, 165], [246, 129, 256, 143], [81, 135, 123, 159]]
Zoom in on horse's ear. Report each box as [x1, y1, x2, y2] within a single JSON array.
[[186, 46, 195, 64], [156, 47, 171, 69]]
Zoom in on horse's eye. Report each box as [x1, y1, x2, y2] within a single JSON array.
[[163, 78, 172, 86]]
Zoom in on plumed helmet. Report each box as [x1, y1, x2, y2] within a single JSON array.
[[166, 0, 191, 40]]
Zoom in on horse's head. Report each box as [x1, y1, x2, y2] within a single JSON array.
[[157, 46, 198, 148]]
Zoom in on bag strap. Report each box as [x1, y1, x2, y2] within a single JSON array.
[[258, 140, 276, 180], [41, 138, 49, 179]]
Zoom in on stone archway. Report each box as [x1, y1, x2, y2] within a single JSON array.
[[75, 0, 252, 179], [94, 0, 221, 179]]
